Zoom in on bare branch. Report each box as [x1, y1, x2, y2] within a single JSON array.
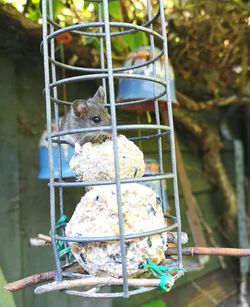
[[176, 91, 250, 111], [5, 246, 250, 293], [4, 271, 55, 292], [166, 247, 250, 257]]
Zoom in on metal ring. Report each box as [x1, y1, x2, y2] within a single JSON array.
[[50, 88, 166, 107], [47, 73, 166, 91], [52, 173, 175, 188], [64, 287, 156, 298], [129, 131, 170, 141], [50, 130, 169, 145], [45, 21, 163, 40], [47, 48, 164, 74], [54, 223, 178, 243], [40, 21, 164, 74], [45, 8, 160, 37], [50, 123, 170, 138]]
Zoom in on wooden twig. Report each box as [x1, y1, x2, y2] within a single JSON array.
[[33, 278, 165, 295], [5, 246, 250, 293], [37, 234, 51, 242], [4, 271, 55, 292], [29, 238, 50, 246], [4, 263, 84, 292], [30, 234, 51, 246], [165, 247, 250, 257], [176, 91, 250, 111]]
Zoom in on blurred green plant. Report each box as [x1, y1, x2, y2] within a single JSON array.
[[141, 298, 166, 307], [1, 0, 249, 98]]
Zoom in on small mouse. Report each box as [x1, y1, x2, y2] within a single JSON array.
[[61, 86, 112, 146]]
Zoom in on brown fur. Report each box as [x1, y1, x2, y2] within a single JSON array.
[[61, 86, 111, 146]]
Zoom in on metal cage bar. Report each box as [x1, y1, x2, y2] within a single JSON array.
[[41, 0, 63, 281], [102, 0, 129, 296], [158, 0, 183, 269], [41, 0, 183, 298]]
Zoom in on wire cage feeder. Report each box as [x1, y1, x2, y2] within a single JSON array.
[[40, 0, 184, 298]]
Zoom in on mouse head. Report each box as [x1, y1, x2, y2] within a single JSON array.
[[72, 86, 105, 117], [71, 86, 111, 128]]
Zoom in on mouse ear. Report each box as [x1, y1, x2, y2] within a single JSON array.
[[93, 86, 105, 104], [72, 99, 89, 117]]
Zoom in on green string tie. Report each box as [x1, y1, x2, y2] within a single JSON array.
[[56, 214, 74, 262], [56, 214, 68, 226], [144, 260, 187, 292]]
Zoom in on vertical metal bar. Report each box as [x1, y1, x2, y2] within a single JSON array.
[[234, 140, 249, 306], [41, 0, 62, 280], [98, 3, 107, 105], [102, 0, 129, 297], [48, 0, 64, 217], [158, 0, 183, 267], [234, 140, 249, 273], [48, 0, 69, 264], [146, 0, 165, 212]]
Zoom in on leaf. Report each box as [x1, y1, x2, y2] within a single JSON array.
[[31, 0, 40, 4], [109, 1, 121, 19], [90, 37, 100, 50], [122, 31, 149, 51], [0, 267, 16, 307], [27, 6, 41, 22], [53, 0, 66, 18]]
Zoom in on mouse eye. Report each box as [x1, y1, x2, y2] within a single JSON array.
[[92, 116, 101, 123]]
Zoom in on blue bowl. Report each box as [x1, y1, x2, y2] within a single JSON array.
[[38, 145, 75, 179]]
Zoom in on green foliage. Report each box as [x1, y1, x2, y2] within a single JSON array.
[[0, 267, 16, 307], [52, 0, 65, 18], [27, 5, 41, 21], [123, 31, 149, 51], [141, 298, 166, 307], [1, 0, 249, 98], [108, 1, 122, 20]]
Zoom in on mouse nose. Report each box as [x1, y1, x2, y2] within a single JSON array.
[[106, 131, 112, 139]]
